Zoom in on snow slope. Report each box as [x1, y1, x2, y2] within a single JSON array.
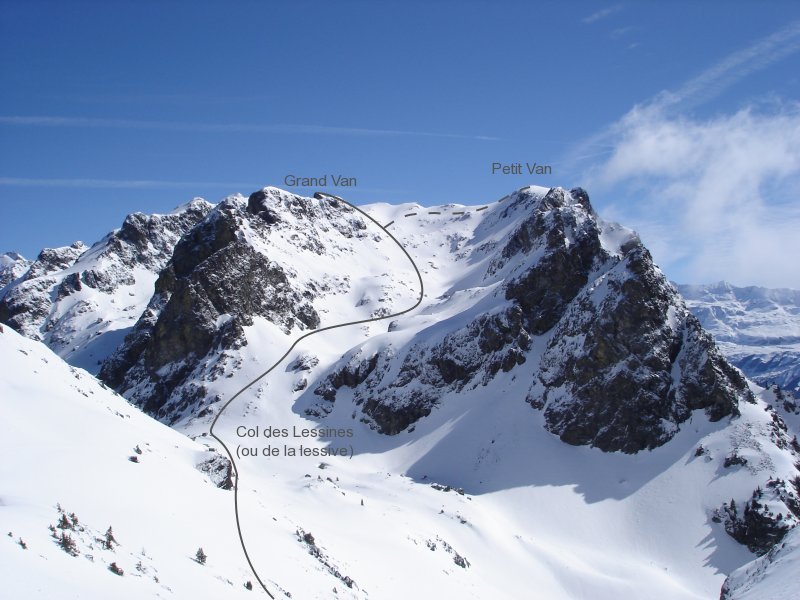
[[5, 318, 796, 599], [0, 326, 261, 598], [721, 526, 800, 599]]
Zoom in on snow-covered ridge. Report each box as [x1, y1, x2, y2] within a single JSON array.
[[0, 250, 32, 290], [0, 200, 212, 373]]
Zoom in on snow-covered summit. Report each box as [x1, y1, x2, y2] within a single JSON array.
[[0, 250, 32, 290]]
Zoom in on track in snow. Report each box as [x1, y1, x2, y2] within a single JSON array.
[[209, 191, 425, 597]]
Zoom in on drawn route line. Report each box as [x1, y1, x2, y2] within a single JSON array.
[[209, 191, 425, 598], [386, 190, 520, 228]]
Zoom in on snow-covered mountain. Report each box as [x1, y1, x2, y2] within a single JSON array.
[[678, 282, 800, 394], [0, 199, 211, 373], [3, 185, 799, 598], [0, 251, 32, 289], [97, 186, 751, 454]]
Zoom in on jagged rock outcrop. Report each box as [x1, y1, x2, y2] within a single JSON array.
[[0, 242, 87, 337], [196, 451, 234, 490], [715, 477, 800, 555], [100, 195, 321, 419], [535, 244, 750, 453], [711, 404, 800, 555]]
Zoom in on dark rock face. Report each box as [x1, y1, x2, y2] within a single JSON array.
[[100, 197, 320, 420], [507, 189, 749, 452], [538, 242, 749, 453], [504, 202, 602, 335]]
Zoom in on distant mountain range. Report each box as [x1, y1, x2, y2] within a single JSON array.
[[679, 282, 800, 394]]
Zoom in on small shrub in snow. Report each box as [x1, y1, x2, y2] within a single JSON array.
[[195, 547, 207, 564], [58, 532, 79, 556], [103, 526, 117, 550], [57, 513, 73, 530]]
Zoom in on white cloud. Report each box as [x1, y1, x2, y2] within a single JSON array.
[[656, 20, 800, 110], [0, 115, 499, 141], [569, 20, 800, 165], [582, 4, 623, 24], [587, 104, 800, 288], [0, 177, 258, 189], [568, 20, 800, 288]]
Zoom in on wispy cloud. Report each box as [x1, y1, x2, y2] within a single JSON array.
[[568, 20, 800, 288], [568, 20, 800, 165], [0, 177, 407, 198], [582, 4, 622, 24], [654, 20, 800, 110], [0, 177, 258, 189], [610, 26, 636, 39], [0, 115, 499, 141]]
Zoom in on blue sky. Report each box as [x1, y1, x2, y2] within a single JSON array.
[[2, 1, 799, 286]]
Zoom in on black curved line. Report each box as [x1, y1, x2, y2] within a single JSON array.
[[209, 191, 424, 597]]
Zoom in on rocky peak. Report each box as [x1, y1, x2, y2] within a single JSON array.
[[0, 200, 213, 362], [112, 198, 213, 270], [24, 242, 87, 280], [0, 251, 32, 291], [304, 186, 752, 453], [99, 188, 382, 422]]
